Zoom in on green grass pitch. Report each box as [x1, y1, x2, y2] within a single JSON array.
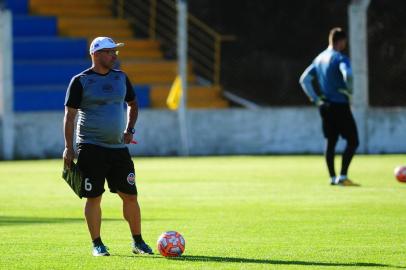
[[0, 155, 405, 270]]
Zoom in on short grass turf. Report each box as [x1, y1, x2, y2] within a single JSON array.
[[0, 155, 405, 270]]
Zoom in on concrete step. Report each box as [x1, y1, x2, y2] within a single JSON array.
[[30, 1, 111, 10], [121, 60, 194, 74], [30, 0, 111, 5], [121, 60, 177, 73], [60, 28, 134, 39], [119, 50, 162, 58], [150, 85, 228, 108], [31, 7, 112, 17], [112, 39, 163, 58], [115, 39, 161, 50], [86, 37, 160, 47], [58, 18, 130, 30], [127, 73, 196, 85]]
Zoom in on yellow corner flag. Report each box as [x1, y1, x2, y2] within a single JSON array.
[[166, 75, 182, 110]]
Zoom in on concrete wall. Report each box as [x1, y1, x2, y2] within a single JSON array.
[[2, 107, 406, 159]]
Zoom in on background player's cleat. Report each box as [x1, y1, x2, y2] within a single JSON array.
[[132, 241, 154, 254], [92, 245, 110, 256], [337, 179, 360, 186]]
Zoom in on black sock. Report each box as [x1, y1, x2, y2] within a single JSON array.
[[132, 234, 144, 243], [92, 237, 104, 247]]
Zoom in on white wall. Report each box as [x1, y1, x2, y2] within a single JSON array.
[[3, 107, 406, 159]]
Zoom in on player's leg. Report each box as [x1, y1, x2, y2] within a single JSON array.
[[107, 148, 153, 254], [325, 135, 338, 184], [116, 191, 152, 254], [77, 144, 110, 255], [341, 135, 359, 176], [319, 103, 339, 184], [84, 195, 109, 256], [117, 191, 141, 235], [338, 106, 360, 185], [85, 196, 102, 239]]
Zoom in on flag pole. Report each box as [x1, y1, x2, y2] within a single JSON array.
[[0, 9, 15, 160], [177, 0, 189, 156]]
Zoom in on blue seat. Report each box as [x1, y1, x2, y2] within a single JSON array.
[[134, 85, 151, 108], [14, 85, 66, 111], [14, 84, 152, 111], [7, 2, 152, 111], [14, 37, 88, 60], [5, 0, 28, 15], [14, 60, 91, 85], [13, 16, 57, 37]]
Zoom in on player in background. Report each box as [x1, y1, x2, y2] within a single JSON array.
[[63, 37, 153, 256], [299, 27, 360, 186]]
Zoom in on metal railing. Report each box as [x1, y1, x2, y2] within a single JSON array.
[[115, 0, 234, 85]]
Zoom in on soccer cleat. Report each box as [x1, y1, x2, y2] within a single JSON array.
[[132, 241, 154, 254], [337, 179, 360, 186], [92, 245, 110, 256]]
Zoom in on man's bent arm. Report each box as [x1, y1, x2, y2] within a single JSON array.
[[63, 106, 77, 168], [123, 100, 138, 144], [339, 61, 353, 92], [126, 100, 138, 130], [299, 65, 320, 104]]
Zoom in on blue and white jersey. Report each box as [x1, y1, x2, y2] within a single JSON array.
[[300, 47, 352, 104], [65, 68, 136, 148]]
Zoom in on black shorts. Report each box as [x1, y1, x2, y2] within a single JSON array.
[[318, 102, 359, 141], [77, 143, 137, 198]]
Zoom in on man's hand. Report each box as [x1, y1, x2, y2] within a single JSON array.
[[63, 147, 75, 170], [338, 88, 352, 101], [315, 98, 324, 106], [314, 95, 327, 107], [123, 131, 134, 144]]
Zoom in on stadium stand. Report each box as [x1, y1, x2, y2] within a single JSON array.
[[5, 0, 228, 111]]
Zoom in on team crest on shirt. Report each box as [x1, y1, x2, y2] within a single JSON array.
[[127, 173, 135, 185]]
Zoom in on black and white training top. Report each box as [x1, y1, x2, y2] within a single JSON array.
[[64, 68, 136, 148]]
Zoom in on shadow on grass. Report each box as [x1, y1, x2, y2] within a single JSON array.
[[0, 215, 121, 226], [112, 254, 405, 269], [168, 255, 406, 268], [0, 215, 172, 226]]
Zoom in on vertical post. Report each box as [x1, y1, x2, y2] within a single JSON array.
[[349, 0, 370, 153], [213, 35, 221, 85], [149, 0, 157, 39], [177, 0, 189, 156], [0, 10, 14, 160]]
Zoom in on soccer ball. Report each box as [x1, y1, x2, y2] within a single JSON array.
[[394, 166, 406, 182], [157, 231, 185, 257]]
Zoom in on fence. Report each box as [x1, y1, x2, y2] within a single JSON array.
[[114, 0, 234, 85]]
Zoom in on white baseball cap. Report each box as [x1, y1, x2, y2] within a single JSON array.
[[89, 37, 124, 54]]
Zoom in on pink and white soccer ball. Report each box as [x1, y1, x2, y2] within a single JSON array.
[[394, 166, 406, 182], [157, 231, 185, 257]]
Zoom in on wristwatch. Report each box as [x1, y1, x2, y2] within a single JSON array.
[[126, 127, 135, 134]]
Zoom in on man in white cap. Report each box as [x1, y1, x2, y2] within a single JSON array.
[[63, 37, 153, 256]]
